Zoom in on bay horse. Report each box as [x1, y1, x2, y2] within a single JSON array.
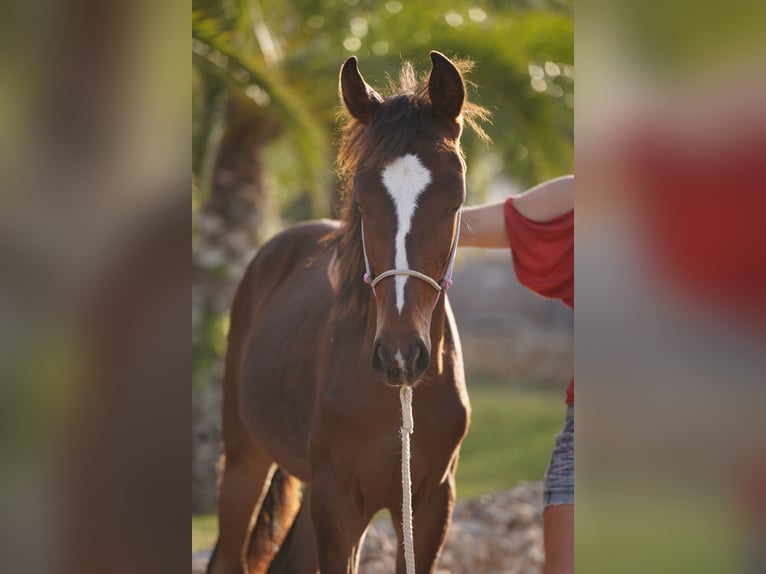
[[208, 51, 487, 574]]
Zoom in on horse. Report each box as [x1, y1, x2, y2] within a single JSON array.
[[207, 51, 487, 574]]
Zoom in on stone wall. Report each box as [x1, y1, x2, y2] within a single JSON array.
[[449, 250, 573, 385], [360, 482, 544, 574], [192, 482, 545, 574]]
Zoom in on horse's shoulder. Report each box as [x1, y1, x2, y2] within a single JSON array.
[[239, 219, 339, 299], [247, 218, 333, 264]]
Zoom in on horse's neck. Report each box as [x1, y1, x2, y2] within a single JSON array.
[[429, 299, 449, 345]]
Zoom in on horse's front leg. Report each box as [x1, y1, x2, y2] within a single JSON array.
[[391, 477, 456, 574], [309, 464, 371, 574]]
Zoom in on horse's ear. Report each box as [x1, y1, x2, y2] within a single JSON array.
[[428, 51, 465, 123], [340, 56, 383, 124]]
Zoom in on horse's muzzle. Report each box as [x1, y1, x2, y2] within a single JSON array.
[[371, 337, 430, 386]]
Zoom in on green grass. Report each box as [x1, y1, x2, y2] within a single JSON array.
[[192, 381, 565, 553], [455, 380, 565, 499], [193, 513, 219, 555]]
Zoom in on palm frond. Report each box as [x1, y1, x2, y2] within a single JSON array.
[[192, 19, 329, 198]]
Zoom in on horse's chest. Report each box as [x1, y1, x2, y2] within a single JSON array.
[[414, 396, 468, 456], [367, 393, 468, 477]]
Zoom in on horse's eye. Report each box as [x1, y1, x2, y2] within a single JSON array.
[[448, 206, 460, 215]]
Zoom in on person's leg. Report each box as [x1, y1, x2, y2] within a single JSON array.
[[543, 503, 574, 574], [542, 404, 574, 574]]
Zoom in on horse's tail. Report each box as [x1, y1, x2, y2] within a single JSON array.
[[246, 467, 303, 574]]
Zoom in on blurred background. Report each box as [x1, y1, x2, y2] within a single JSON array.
[[192, 0, 573, 568], [576, 0, 766, 572], [0, 0, 761, 571]]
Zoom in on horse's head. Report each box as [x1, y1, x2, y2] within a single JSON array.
[[338, 52, 470, 387]]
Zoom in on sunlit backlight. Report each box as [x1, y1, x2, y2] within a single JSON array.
[[531, 77, 547, 92], [445, 12, 464, 27], [545, 61, 561, 76], [468, 7, 487, 23], [245, 85, 270, 106], [385, 1, 403, 14], [350, 17, 368, 37], [343, 37, 361, 52], [528, 63, 544, 79]]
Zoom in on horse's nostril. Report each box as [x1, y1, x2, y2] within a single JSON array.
[[407, 339, 430, 378], [409, 345, 421, 368], [373, 338, 429, 383], [372, 340, 388, 375]]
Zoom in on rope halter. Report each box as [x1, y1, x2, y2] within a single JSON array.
[[360, 209, 461, 306]]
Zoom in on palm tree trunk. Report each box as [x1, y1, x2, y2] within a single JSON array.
[[192, 93, 282, 513]]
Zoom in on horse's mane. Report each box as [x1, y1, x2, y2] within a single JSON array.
[[325, 59, 490, 316]]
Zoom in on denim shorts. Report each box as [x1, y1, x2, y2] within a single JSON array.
[[543, 404, 574, 507]]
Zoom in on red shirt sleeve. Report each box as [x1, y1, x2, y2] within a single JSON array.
[[504, 198, 574, 307], [504, 197, 574, 403]]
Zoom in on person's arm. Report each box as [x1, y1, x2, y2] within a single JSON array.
[[460, 175, 574, 248]]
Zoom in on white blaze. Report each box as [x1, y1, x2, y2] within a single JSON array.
[[381, 154, 432, 313], [394, 349, 406, 370]]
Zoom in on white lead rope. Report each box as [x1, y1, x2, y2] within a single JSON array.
[[399, 386, 416, 574]]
